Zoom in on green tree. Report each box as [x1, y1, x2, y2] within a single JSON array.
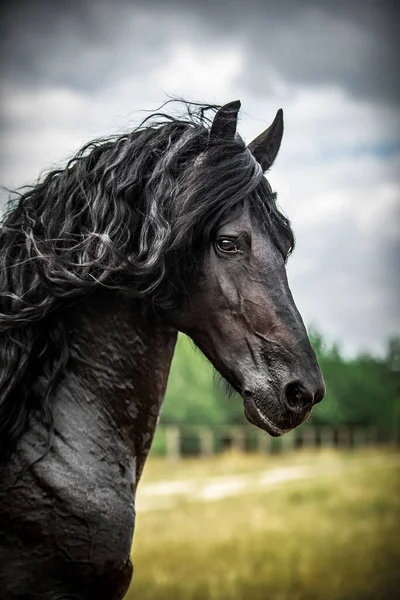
[[310, 331, 400, 432], [161, 335, 231, 426]]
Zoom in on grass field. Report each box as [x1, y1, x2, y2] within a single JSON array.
[[126, 449, 400, 600]]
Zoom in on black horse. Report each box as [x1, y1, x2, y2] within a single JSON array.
[[0, 101, 325, 599]]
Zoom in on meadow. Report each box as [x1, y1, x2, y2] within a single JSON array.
[[126, 449, 400, 600]]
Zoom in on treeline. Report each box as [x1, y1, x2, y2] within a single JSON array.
[[160, 332, 400, 433]]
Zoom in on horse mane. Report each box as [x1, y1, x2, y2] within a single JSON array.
[[0, 101, 294, 462]]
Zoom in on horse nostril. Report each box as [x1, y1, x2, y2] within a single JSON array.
[[313, 385, 325, 405], [284, 381, 314, 412]]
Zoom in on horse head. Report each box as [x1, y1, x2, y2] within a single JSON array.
[[167, 101, 325, 435]]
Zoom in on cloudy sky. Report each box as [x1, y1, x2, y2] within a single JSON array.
[[0, 0, 399, 355]]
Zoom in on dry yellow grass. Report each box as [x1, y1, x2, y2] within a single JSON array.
[[126, 449, 400, 600]]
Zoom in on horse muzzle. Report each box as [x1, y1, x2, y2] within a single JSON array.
[[242, 378, 325, 436]]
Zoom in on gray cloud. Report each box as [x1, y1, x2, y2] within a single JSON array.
[[0, 0, 399, 354], [241, 3, 400, 107], [1, 0, 399, 105], [0, 1, 157, 93], [289, 211, 400, 355]]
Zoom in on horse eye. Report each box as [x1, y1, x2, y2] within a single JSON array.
[[216, 238, 239, 253]]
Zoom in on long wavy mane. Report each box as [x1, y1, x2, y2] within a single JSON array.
[[0, 102, 294, 463]]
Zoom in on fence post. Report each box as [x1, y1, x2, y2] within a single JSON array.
[[199, 427, 214, 457], [166, 426, 181, 461], [231, 427, 245, 452], [281, 430, 296, 452], [258, 433, 273, 454]]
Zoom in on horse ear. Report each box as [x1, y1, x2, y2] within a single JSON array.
[[210, 100, 241, 140], [248, 109, 284, 172]]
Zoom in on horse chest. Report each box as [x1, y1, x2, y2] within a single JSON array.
[[0, 441, 136, 599]]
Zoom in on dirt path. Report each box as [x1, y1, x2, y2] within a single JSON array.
[[136, 453, 400, 512]]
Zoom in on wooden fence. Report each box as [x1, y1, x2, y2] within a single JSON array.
[[150, 423, 399, 460]]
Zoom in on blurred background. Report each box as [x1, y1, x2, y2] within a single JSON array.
[[0, 1, 399, 598]]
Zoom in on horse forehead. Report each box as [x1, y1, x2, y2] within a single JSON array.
[[218, 203, 253, 232]]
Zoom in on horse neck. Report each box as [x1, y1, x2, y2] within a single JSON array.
[[66, 291, 178, 480]]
